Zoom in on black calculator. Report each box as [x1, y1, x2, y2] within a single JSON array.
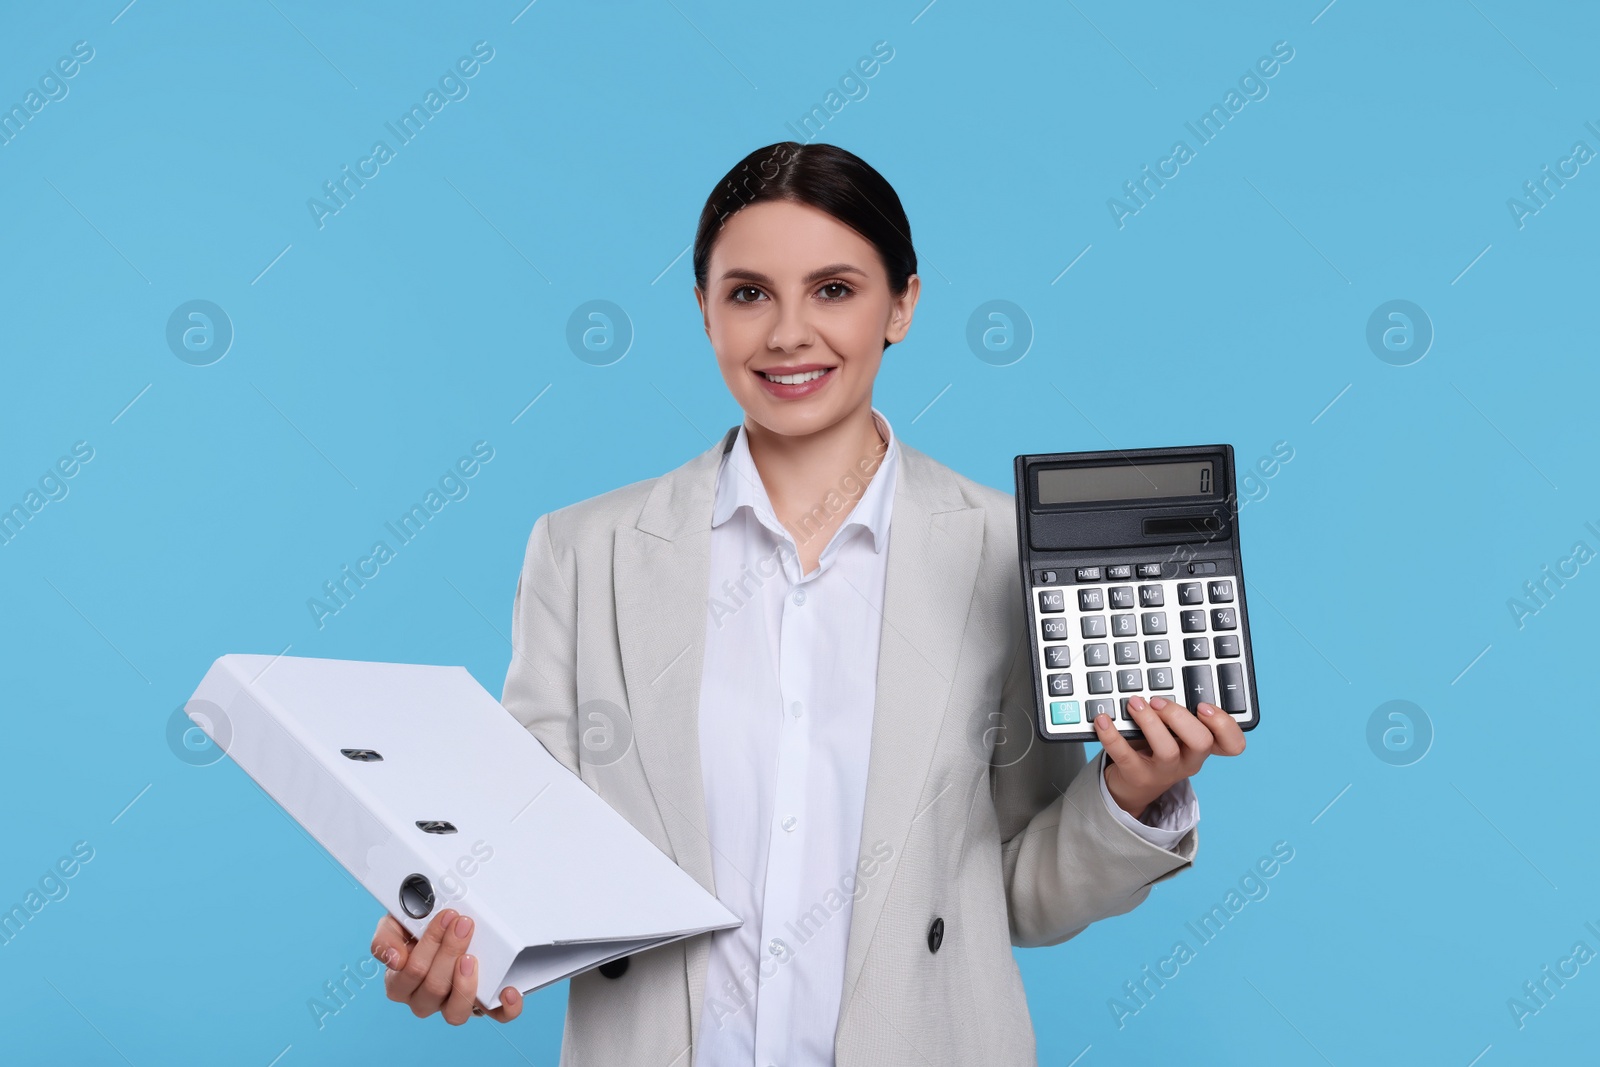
[[1013, 445, 1261, 742]]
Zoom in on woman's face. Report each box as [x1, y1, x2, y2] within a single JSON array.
[[695, 199, 919, 439]]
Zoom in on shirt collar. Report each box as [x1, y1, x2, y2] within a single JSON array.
[[712, 406, 898, 556]]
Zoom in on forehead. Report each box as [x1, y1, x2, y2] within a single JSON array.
[[710, 199, 879, 275]]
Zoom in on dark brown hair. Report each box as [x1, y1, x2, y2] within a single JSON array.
[[693, 142, 917, 346]]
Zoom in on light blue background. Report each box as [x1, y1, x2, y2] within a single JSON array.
[[2, 1, 1596, 1064]]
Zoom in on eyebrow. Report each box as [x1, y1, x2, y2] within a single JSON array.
[[718, 262, 868, 286]]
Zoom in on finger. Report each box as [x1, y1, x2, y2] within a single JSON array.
[[372, 913, 415, 973], [1125, 697, 1180, 762], [1196, 701, 1248, 755], [1149, 694, 1214, 755], [441, 950, 480, 1026], [387, 908, 455, 1007], [415, 912, 475, 1019], [487, 986, 524, 1023], [1093, 711, 1144, 768]]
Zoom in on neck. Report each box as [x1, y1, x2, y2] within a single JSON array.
[[743, 402, 889, 551]]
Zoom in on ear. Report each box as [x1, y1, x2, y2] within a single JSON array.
[[693, 285, 710, 336], [884, 274, 920, 345]]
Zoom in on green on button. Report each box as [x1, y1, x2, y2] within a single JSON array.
[[1050, 700, 1081, 725]]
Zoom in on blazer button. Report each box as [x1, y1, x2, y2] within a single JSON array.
[[599, 955, 629, 979], [927, 917, 944, 954]]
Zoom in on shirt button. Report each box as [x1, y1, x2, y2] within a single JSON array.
[[769, 937, 786, 956], [791, 588, 806, 606], [781, 815, 797, 832], [790, 701, 803, 718]]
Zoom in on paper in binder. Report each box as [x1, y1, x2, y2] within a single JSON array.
[[184, 654, 741, 1011]]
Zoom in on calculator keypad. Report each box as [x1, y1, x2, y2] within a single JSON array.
[[1034, 569, 1250, 737]]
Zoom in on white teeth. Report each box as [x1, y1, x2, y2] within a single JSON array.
[[761, 369, 828, 385]]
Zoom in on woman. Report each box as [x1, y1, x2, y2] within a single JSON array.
[[370, 142, 1245, 1064]]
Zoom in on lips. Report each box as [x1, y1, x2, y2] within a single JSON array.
[[754, 365, 835, 399]]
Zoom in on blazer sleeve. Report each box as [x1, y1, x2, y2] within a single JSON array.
[[989, 624, 1198, 948], [500, 510, 582, 777]]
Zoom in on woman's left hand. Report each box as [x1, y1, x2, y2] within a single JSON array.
[[1093, 695, 1246, 818]]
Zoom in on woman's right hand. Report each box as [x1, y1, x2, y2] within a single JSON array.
[[372, 907, 524, 1025]]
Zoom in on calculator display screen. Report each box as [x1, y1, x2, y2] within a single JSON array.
[[1036, 460, 1214, 504]]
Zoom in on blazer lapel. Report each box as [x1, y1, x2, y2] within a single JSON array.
[[613, 425, 735, 1048], [838, 441, 985, 1007], [614, 427, 985, 1050]]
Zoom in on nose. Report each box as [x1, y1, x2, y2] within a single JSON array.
[[766, 294, 815, 353]]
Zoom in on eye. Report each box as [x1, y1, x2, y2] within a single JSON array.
[[817, 281, 853, 301], [730, 285, 765, 303]]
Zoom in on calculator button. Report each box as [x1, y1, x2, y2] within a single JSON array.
[[1037, 589, 1065, 613], [1080, 616, 1107, 638], [1183, 637, 1209, 660], [1035, 570, 1058, 585], [1207, 580, 1234, 603], [1187, 561, 1217, 575], [1182, 665, 1217, 711], [1138, 584, 1165, 607], [1213, 635, 1240, 658], [1216, 662, 1247, 712], [1075, 566, 1103, 582], [1116, 669, 1143, 693], [1108, 585, 1135, 609], [1148, 666, 1174, 690], [1045, 645, 1072, 669], [1144, 639, 1171, 662], [1078, 588, 1104, 611], [1211, 608, 1237, 631], [1047, 673, 1074, 697], [1041, 617, 1070, 642], [1141, 611, 1167, 635], [1177, 582, 1204, 605], [1106, 564, 1133, 580], [1083, 642, 1110, 666], [1111, 613, 1137, 637], [1119, 697, 1137, 720], [1114, 641, 1140, 665], [1049, 700, 1081, 725], [1136, 563, 1162, 578], [1086, 698, 1115, 722], [1087, 671, 1113, 694], [1180, 610, 1207, 633]]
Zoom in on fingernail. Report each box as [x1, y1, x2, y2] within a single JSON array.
[[455, 915, 472, 938], [461, 954, 476, 977], [1131, 696, 1146, 711], [1150, 696, 1167, 710], [384, 948, 399, 968], [506, 987, 520, 1003], [438, 909, 456, 929], [1198, 702, 1215, 716]]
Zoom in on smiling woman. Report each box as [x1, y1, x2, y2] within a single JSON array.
[[369, 141, 1238, 1064]]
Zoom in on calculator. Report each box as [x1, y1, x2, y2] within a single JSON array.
[[1013, 445, 1261, 742]]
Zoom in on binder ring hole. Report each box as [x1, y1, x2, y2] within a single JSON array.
[[399, 874, 435, 919], [341, 748, 383, 762], [416, 821, 457, 835]]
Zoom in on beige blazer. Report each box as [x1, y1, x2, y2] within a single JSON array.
[[500, 424, 1197, 1066]]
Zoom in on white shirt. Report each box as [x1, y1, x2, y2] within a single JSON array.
[[693, 407, 1196, 1066]]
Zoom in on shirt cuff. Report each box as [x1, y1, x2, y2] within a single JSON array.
[[1096, 750, 1199, 852]]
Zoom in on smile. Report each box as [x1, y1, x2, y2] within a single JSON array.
[[759, 368, 831, 384]]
